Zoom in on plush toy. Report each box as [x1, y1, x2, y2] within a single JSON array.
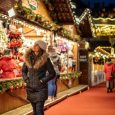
[[0, 49, 21, 79]]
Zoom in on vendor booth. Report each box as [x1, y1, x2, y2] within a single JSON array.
[[0, 0, 80, 114]]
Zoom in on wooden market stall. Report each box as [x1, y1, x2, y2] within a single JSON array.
[[0, 0, 80, 114]]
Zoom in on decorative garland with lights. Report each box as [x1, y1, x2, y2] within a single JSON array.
[[0, 78, 26, 93], [0, 13, 73, 41], [92, 48, 110, 64], [15, 4, 73, 39], [60, 71, 82, 80], [16, 5, 54, 29], [95, 25, 115, 37], [0, 71, 81, 93], [93, 17, 115, 21]]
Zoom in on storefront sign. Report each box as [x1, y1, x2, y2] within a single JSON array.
[[79, 55, 87, 62], [28, 0, 38, 10], [79, 49, 89, 84]]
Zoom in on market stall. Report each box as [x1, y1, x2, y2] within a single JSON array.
[[46, 34, 80, 92], [0, 13, 52, 114], [88, 17, 115, 86], [0, 0, 80, 114], [89, 47, 109, 86]]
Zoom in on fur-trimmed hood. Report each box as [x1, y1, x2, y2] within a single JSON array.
[[24, 48, 48, 69], [106, 61, 112, 65]]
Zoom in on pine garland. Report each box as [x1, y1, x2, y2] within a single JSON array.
[[15, 4, 73, 40], [60, 71, 82, 80], [0, 79, 26, 93]]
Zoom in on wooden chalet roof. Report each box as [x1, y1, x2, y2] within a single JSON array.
[[79, 16, 93, 38], [44, 0, 74, 24], [77, 9, 93, 38], [0, 0, 15, 14]]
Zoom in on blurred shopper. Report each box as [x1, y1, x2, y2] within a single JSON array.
[[104, 58, 114, 93], [22, 40, 55, 115], [111, 58, 115, 84], [48, 46, 61, 101]]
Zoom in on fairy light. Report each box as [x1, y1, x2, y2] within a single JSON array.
[[0, 13, 47, 31], [0, 13, 76, 40], [93, 17, 115, 37], [67, 0, 80, 25], [93, 17, 115, 21]]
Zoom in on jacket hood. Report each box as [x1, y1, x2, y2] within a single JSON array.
[[24, 48, 48, 69], [49, 52, 59, 63], [106, 61, 112, 65]]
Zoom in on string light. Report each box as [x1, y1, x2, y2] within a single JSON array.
[[93, 17, 115, 21], [94, 24, 115, 37], [0, 13, 47, 34]]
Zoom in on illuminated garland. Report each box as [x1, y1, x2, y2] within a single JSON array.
[[0, 79, 26, 93], [15, 5, 73, 39], [60, 71, 82, 80], [93, 17, 115, 21], [0, 71, 81, 93]]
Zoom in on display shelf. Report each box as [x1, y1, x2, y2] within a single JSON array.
[[0, 77, 22, 82]]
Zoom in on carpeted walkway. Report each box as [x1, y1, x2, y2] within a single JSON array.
[[45, 83, 115, 115]]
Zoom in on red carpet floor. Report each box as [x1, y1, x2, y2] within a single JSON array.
[[45, 83, 115, 115]]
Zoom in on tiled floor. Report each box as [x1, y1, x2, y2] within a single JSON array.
[[2, 85, 88, 115]]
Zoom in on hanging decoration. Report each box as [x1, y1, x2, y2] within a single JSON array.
[[92, 47, 112, 64], [60, 71, 82, 80], [14, 3, 73, 39], [28, 0, 38, 10], [8, 31, 23, 55]]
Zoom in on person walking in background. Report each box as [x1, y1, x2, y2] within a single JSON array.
[[104, 58, 114, 93], [48, 46, 61, 101], [111, 57, 115, 86], [22, 40, 55, 115]]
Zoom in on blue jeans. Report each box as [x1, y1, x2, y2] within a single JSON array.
[[48, 77, 56, 96], [31, 101, 45, 115]]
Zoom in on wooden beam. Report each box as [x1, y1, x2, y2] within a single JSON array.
[[23, 29, 35, 35], [24, 35, 43, 38]]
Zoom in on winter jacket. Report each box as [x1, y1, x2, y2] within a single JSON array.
[[22, 48, 56, 103], [104, 62, 114, 80], [49, 52, 60, 76], [112, 63, 115, 72], [0, 57, 17, 78]]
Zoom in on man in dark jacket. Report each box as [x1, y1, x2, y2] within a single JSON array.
[[22, 40, 55, 115]]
